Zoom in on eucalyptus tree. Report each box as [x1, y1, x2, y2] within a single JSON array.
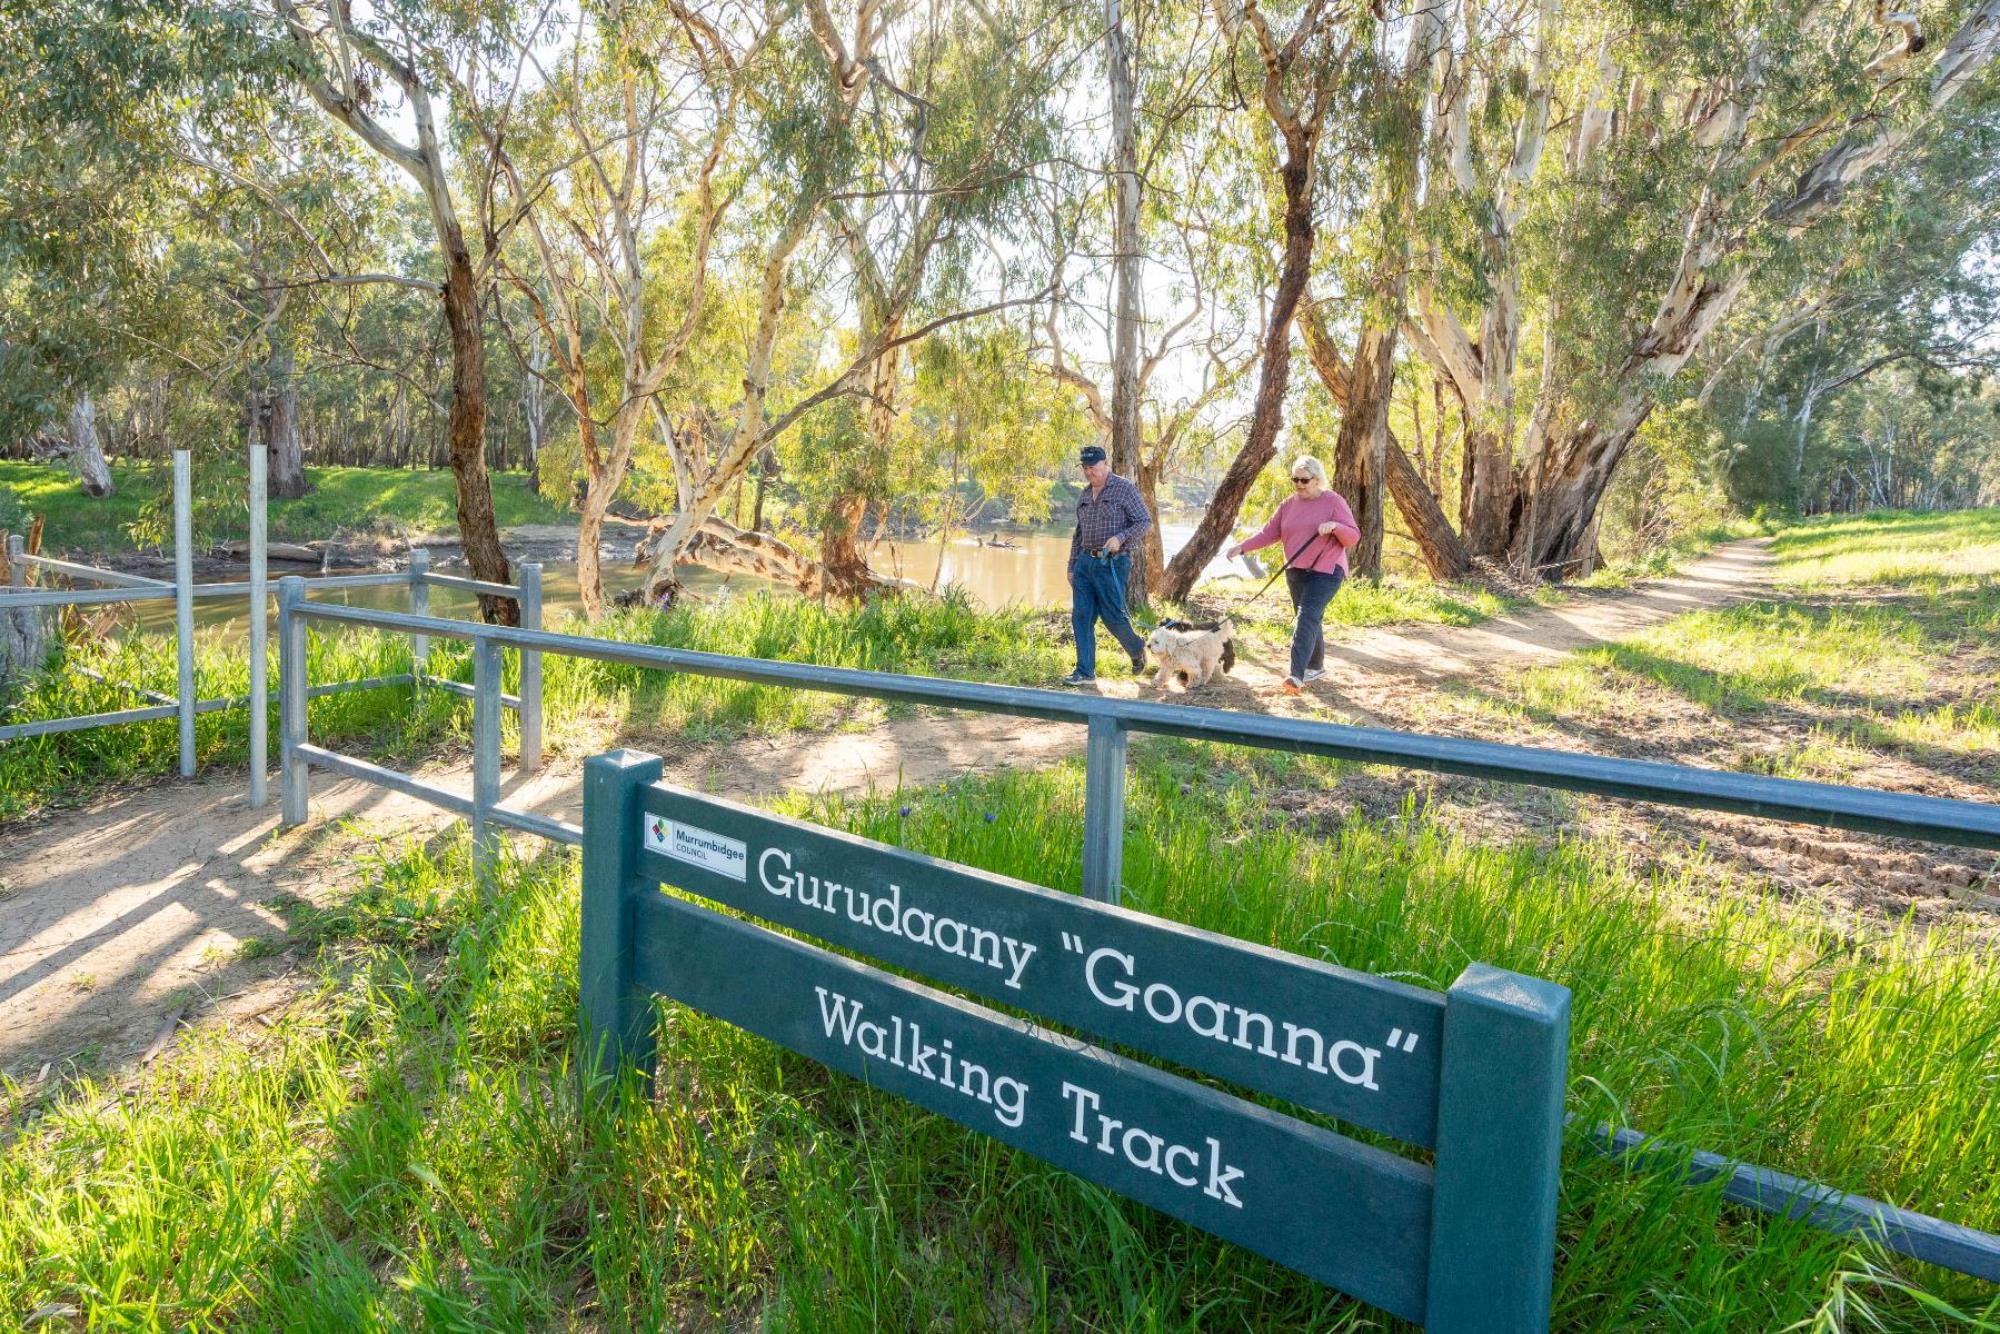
[[901, 327, 1087, 580], [806, 0, 1070, 596], [1312, 0, 1447, 577], [171, 119, 402, 499], [269, 0, 538, 618], [1697, 123, 2000, 511], [1807, 362, 2000, 511], [1106, 0, 1144, 566], [485, 0, 739, 619], [1394, 0, 2000, 577], [1159, 0, 1360, 603], [635, 0, 1070, 605], [1038, 0, 1259, 598], [0, 0, 212, 496]]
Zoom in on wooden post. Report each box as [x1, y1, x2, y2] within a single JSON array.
[[248, 442, 269, 808], [1425, 963, 1571, 1333], [278, 576, 309, 827], [580, 748, 665, 1090], [518, 562, 542, 771], [173, 449, 196, 778], [472, 637, 502, 878], [1081, 713, 1127, 903]]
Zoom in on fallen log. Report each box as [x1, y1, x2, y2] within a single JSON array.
[[216, 540, 321, 564]]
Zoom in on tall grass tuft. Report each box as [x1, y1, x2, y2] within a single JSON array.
[[0, 627, 458, 820], [0, 588, 1073, 819], [540, 586, 1072, 739]]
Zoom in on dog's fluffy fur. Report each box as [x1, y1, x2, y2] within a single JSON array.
[[1146, 618, 1236, 691]]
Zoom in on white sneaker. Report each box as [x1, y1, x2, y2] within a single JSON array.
[[1303, 668, 1325, 683]]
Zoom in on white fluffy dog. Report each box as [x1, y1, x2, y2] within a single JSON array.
[[1145, 618, 1236, 691]]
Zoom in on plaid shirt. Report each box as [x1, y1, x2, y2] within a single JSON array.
[[1068, 472, 1154, 569]]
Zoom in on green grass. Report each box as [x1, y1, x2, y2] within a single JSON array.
[[4, 749, 1998, 1329], [540, 587, 1072, 741], [1459, 508, 2000, 781], [1768, 508, 2000, 592], [0, 627, 453, 822], [0, 461, 566, 552], [0, 589, 1072, 819]]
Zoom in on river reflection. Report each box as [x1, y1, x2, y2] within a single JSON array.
[[132, 523, 1248, 633]]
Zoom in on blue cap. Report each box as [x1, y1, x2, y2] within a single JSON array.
[[1079, 445, 1107, 465]]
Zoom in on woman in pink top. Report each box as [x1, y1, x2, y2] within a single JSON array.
[[1226, 455, 1361, 694]]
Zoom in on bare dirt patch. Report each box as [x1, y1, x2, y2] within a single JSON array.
[[0, 710, 1078, 1083]]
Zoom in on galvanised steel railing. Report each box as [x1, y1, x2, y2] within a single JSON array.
[[0, 450, 545, 805], [265, 577, 1999, 1284]]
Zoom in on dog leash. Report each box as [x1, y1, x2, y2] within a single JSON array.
[[1135, 529, 1333, 634], [1235, 529, 1332, 609]]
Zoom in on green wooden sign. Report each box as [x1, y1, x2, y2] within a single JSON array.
[[581, 750, 1570, 1334], [634, 890, 1435, 1320], [635, 784, 1447, 1146]]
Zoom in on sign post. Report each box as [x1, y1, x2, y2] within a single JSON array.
[[581, 749, 666, 1086], [581, 751, 1569, 1331]]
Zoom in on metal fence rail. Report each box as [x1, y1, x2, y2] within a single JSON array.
[[271, 580, 2000, 1283], [283, 595, 2000, 869], [0, 448, 544, 803]]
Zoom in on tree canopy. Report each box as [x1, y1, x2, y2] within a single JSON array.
[[3, 0, 1995, 606]]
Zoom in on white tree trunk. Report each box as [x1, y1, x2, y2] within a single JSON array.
[[264, 346, 311, 499], [69, 395, 114, 497], [1106, 0, 1144, 600]]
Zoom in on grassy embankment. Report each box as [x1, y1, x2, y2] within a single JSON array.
[[1437, 508, 2000, 785], [3, 752, 1997, 1329], [1, 510, 1997, 1328], [0, 460, 565, 551]]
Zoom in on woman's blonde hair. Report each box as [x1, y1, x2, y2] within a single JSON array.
[[1290, 455, 1328, 484]]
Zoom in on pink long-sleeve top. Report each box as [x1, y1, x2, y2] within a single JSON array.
[[1239, 490, 1361, 575]]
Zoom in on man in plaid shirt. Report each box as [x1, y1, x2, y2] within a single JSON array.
[[1064, 444, 1154, 685]]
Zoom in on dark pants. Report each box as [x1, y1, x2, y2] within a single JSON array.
[[1284, 567, 1345, 681], [1071, 551, 1145, 677]]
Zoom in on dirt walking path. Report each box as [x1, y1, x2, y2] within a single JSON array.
[[1, 541, 1775, 1084]]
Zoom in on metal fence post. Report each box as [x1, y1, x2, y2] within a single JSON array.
[[472, 637, 502, 878], [278, 576, 309, 826], [580, 748, 665, 1091], [247, 442, 268, 808], [407, 547, 430, 687], [173, 449, 196, 778], [518, 562, 543, 771], [1425, 965, 1571, 1334], [1081, 712, 1127, 903]]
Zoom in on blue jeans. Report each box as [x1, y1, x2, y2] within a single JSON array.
[[1070, 551, 1145, 677], [1284, 568, 1345, 681]]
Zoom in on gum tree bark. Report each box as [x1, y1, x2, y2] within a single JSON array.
[[263, 343, 310, 499], [68, 394, 114, 497], [1106, 0, 1146, 602], [1302, 299, 1469, 579], [1395, 0, 2000, 578], [277, 0, 516, 621], [1160, 0, 1343, 604]]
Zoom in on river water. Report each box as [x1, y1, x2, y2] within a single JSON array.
[[135, 523, 1252, 632]]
